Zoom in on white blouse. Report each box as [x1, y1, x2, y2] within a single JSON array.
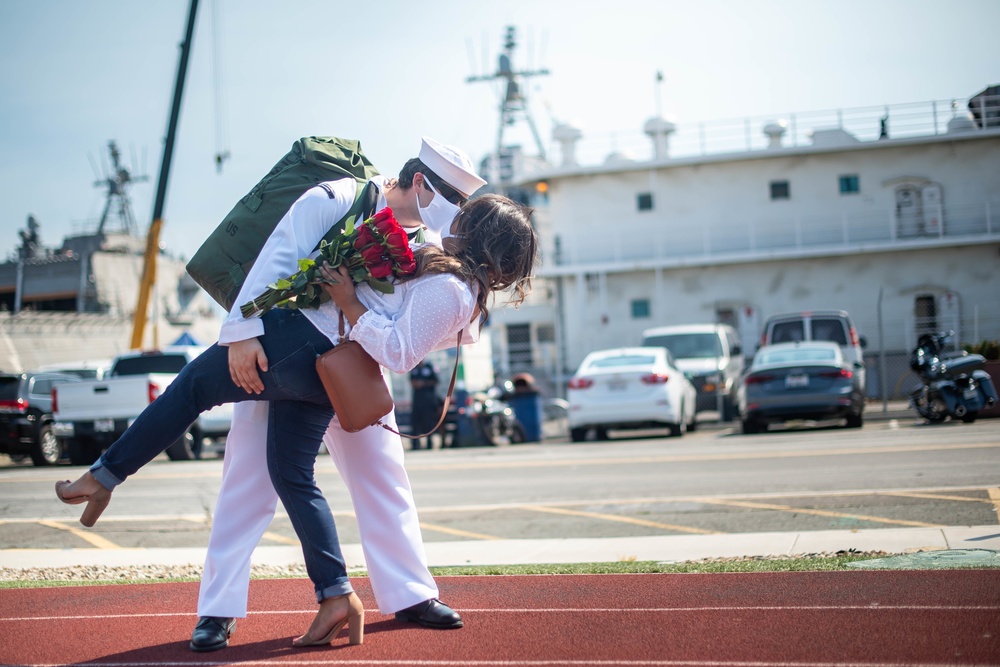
[[219, 176, 477, 374]]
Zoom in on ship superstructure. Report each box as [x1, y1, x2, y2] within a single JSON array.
[[0, 142, 221, 372]]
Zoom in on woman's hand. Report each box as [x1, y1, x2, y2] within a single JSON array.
[[319, 262, 359, 308], [228, 338, 268, 394], [318, 261, 368, 327]]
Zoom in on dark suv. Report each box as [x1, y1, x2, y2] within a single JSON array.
[[0, 372, 82, 466]]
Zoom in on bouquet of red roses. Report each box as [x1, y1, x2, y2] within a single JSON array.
[[240, 208, 416, 319]]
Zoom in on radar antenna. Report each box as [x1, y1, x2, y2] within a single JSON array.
[[93, 140, 149, 237]]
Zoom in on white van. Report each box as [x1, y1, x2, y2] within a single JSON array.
[[758, 310, 867, 389], [640, 324, 744, 420]]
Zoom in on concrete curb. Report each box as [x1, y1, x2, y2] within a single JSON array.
[[4, 525, 998, 571]]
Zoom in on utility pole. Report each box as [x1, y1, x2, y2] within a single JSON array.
[[131, 0, 198, 349]]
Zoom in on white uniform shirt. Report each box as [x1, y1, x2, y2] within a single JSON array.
[[219, 176, 477, 374]]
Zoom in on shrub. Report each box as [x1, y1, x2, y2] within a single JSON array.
[[963, 340, 1000, 361]]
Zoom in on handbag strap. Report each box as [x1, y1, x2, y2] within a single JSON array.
[[339, 311, 462, 440]]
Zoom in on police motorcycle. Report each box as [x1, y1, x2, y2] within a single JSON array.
[[909, 331, 998, 423]]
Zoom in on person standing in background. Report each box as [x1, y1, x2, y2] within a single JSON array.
[[409, 359, 441, 450]]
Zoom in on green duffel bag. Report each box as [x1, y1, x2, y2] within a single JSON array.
[[186, 136, 380, 311]]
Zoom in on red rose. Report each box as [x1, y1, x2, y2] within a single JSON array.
[[354, 225, 376, 249], [371, 209, 398, 235], [369, 259, 393, 279], [394, 245, 414, 266], [394, 257, 417, 275], [370, 208, 394, 226], [360, 244, 385, 263], [383, 229, 409, 256]]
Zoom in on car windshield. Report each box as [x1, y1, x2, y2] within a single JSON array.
[[587, 354, 658, 369], [758, 348, 838, 365], [0, 377, 20, 400], [643, 333, 721, 359]]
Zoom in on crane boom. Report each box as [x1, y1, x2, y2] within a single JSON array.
[[130, 0, 199, 349]]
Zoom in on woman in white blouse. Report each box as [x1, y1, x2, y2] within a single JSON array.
[[54, 193, 537, 647]]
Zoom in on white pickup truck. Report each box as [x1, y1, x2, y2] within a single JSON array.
[[52, 346, 232, 465]]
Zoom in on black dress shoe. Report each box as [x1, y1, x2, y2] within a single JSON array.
[[190, 616, 236, 652], [395, 598, 463, 629]]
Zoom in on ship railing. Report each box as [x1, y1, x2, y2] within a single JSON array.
[[548, 94, 1000, 167], [548, 199, 998, 270]]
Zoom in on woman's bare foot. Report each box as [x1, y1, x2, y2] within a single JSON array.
[[55, 471, 112, 527], [293, 591, 364, 647]]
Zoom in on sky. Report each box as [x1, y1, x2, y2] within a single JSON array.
[[1, 0, 997, 262]]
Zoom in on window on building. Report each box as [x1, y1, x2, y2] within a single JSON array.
[[770, 181, 790, 200], [839, 174, 860, 195], [631, 299, 651, 319], [506, 323, 533, 373], [637, 193, 654, 211]]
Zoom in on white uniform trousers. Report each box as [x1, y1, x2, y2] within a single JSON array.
[[197, 400, 438, 617]]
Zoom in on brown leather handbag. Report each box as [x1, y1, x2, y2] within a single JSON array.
[[315, 312, 460, 435]]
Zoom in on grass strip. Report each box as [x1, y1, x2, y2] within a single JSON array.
[[6, 550, 999, 590]]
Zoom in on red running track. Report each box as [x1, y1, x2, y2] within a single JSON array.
[[0, 571, 998, 666]]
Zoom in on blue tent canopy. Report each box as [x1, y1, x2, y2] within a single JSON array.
[[170, 332, 200, 346]]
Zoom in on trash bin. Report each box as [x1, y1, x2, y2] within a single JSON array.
[[449, 388, 483, 447], [505, 373, 543, 442], [506, 392, 542, 441]]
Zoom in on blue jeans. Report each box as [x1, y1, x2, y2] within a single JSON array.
[[90, 309, 351, 601]]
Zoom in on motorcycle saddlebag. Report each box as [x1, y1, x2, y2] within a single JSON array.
[[972, 369, 998, 406]]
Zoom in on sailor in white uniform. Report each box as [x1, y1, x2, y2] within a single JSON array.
[[190, 138, 487, 652]]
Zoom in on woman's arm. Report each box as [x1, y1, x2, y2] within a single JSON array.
[[319, 265, 474, 373]]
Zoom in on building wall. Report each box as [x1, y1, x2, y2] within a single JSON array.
[[557, 243, 999, 371], [546, 136, 1000, 266]]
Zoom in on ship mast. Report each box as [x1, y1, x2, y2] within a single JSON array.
[[94, 140, 147, 238], [467, 26, 549, 185]]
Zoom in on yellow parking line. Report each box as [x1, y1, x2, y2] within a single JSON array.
[[880, 491, 997, 504], [404, 442, 1000, 472], [522, 505, 719, 535], [261, 530, 299, 546], [418, 522, 502, 541], [692, 498, 944, 528], [36, 520, 122, 550]]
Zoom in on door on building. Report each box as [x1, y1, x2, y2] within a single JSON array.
[[895, 186, 923, 238]]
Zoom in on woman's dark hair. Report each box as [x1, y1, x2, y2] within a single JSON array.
[[397, 158, 466, 205], [408, 194, 538, 328]]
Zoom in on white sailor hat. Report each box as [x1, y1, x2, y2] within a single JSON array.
[[418, 136, 487, 199]]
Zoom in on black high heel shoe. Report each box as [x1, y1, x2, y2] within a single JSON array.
[[292, 591, 364, 647], [55, 472, 112, 527]]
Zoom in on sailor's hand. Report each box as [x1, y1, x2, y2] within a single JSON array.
[[228, 338, 268, 394]]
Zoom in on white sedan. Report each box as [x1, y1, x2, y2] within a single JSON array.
[[566, 347, 698, 441]]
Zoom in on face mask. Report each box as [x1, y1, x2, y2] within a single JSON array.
[[416, 176, 461, 238]]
